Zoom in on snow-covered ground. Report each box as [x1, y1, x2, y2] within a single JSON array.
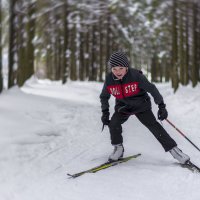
[[0, 78, 200, 200]]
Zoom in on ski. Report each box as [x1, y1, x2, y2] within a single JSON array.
[[179, 160, 200, 173], [175, 159, 200, 173], [67, 153, 141, 179]]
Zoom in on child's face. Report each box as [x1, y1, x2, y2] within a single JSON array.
[[111, 66, 127, 80]]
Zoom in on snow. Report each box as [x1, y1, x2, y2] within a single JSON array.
[[0, 79, 200, 200]]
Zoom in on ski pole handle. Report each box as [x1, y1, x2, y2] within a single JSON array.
[[165, 119, 200, 152]]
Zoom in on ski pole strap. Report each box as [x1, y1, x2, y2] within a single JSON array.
[[165, 119, 200, 152]]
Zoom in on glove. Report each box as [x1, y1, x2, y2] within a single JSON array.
[[158, 103, 168, 121], [101, 110, 110, 125]]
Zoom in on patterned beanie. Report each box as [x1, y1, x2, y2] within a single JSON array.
[[108, 51, 130, 68]]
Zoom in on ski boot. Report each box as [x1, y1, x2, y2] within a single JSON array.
[[169, 146, 190, 164], [108, 144, 124, 162]]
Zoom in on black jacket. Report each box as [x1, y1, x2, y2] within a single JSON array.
[[100, 68, 164, 114]]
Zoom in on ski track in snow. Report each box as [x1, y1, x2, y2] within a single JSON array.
[[0, 79, 200, 200]]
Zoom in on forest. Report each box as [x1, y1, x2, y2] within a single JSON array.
[[0, 0, 200, 93]]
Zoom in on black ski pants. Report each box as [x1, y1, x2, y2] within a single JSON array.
[[108, 109, 177, 152]]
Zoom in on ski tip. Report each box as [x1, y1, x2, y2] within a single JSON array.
[[67, 173, 72, 176], [67, 173, 74, 179], [67, 173, 82, 179]]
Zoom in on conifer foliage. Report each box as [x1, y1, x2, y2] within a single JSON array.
[[0, 0, 199, 93]]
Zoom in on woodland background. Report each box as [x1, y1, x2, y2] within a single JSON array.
[[0, 0, 200, 93]]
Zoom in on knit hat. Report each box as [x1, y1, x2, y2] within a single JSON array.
[[108, 51, 130, 68]]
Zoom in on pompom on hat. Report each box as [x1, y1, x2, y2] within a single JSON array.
[[108, 51, 130, 68]]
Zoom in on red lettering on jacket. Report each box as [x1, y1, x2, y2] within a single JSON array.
[[107, 85, 123, 99], [107, 82, 140, 99], [123, 82, 140, 97]]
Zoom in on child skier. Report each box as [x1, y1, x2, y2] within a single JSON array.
[[100, 51, 190, 164]]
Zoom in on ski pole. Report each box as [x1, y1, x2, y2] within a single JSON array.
[[165, 118, 200, 152], [102, 124, 105, 132], [101, 120, 110, 132]]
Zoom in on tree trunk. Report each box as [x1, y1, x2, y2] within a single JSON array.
[[99, 15, 104, 82], [197, 3, 200, 82], [16, 11, 26, 87], [46, 48, 53, 79], [79, 29, 85, 81], [184, 4, 189, 85], [0, 0, 3, 92], [179, 6, 185, 85], [151, 54, 157, 82], [105, 12, 111, 75], [171, 0, 179, 92], [85, 25, 90, 79], [70, 25, 77, 80], [90, 24, 98, 81], [8, 0, 17, 88], [26, 2, 36, 81], [164, 57, 170, 82], [55, 35, 62, 80], [191, 2, 198, 87], [62, 1, 69, 84]]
